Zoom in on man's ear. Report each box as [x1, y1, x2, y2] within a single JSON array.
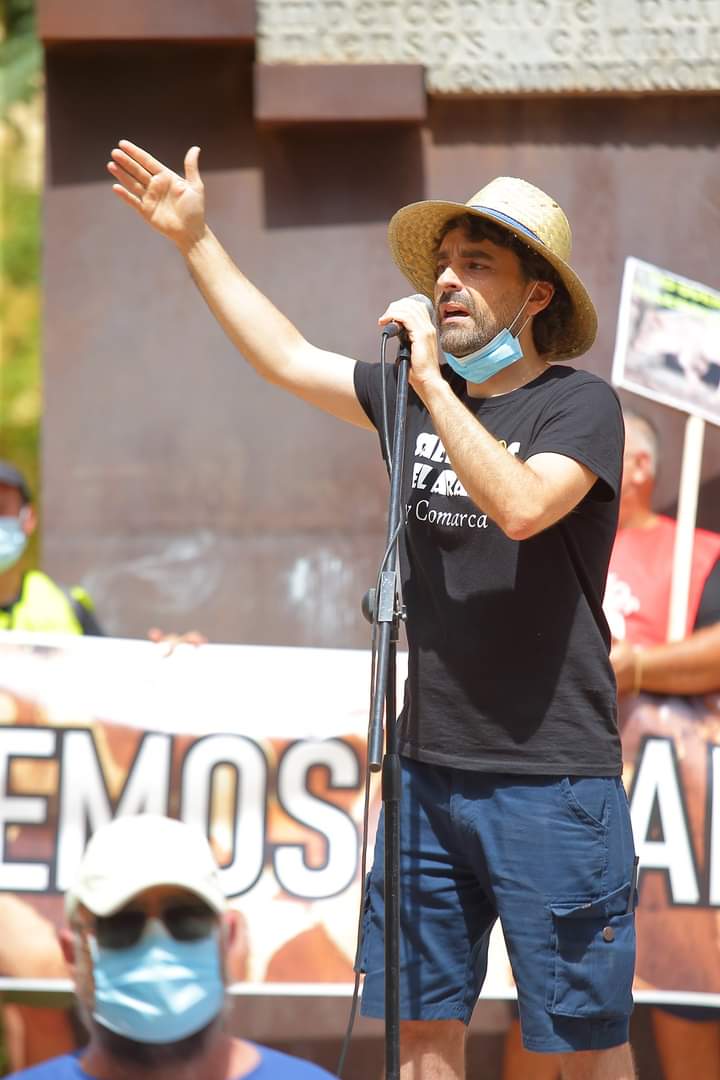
[[528, 280, 555, 316], [632, 450, 654, 486], [58, 928, 77, 972], [223, 909, 246, 951], [21, 505, 37, 538], [223, 910, 249, 983]]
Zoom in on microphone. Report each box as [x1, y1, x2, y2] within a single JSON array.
[[382, 294, 436, 338]]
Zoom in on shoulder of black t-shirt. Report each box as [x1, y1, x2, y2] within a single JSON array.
[[695, 557, 720, 629]]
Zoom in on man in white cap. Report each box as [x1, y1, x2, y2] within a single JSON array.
[[10, 814, 337, 1078], [107, 143, 635, 1080]]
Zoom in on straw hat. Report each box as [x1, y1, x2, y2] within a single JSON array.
[[387, 176, 597, 361]]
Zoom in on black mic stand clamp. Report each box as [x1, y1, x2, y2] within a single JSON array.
[[361, 583, 405, 637]]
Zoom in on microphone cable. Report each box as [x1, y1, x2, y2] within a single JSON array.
[[380, 332, 393, 478]]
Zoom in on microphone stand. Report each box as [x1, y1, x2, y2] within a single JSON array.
[[365, 330, 411, 1080]]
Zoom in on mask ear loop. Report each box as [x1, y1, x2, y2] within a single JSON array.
[[508, 283, 538, 337]]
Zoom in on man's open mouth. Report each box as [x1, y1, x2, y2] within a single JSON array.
[[441, 303, 471, 323]]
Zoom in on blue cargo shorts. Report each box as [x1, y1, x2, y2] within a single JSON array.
[[358, 757, 637, 1053]]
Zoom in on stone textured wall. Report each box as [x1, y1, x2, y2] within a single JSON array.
[[258, 0, 720, 95]]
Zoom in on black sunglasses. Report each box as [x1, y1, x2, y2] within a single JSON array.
[[93, 903, 217, 950]]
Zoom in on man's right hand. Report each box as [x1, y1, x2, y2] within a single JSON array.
[[107, 141, 206, 251], [106, 139, 370, 431]]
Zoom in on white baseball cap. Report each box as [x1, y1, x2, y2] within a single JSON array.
[[65, 814, 227, 918]]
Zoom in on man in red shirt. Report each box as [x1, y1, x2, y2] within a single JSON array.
[[605, 410, 720, 1080], [606, 411, 720, 691]]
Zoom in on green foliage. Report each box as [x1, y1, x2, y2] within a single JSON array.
[[2, 0, 37, 35], [1, 0, 42, 118], [0, 175, 42, 518], [0, 0, 42, 533], [3, 181, 39, 286]]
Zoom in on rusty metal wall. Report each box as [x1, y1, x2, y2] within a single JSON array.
[[42, 43, 720, 643]]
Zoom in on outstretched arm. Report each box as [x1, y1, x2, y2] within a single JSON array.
[[612, 624, 720, 697], [107, 141, 372, 430]]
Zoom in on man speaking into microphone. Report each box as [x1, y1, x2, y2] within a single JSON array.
[[107, 142, 635, 1080]]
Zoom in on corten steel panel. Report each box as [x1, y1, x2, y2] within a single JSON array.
[[253, 64, 427, 125], [43, 43, 720, 643], [43, 43, 422, 643], [38, 0, 255, 42]]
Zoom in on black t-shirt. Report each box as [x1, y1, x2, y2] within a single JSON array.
[[354, 361, 624, 776], [695, 557, 720, 629]]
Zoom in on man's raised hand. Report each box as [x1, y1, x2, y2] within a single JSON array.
[[107, 140, 206, 250]]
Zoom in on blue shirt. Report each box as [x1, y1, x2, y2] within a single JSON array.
[[9, 1044, 338, 1078]]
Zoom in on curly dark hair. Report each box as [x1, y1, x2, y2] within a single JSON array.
[[435, 213, 573, 358]]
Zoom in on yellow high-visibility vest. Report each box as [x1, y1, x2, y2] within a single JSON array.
[[0, 570, 93, 634]]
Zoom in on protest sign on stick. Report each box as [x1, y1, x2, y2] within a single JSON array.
[[612, 257, 720, 639]]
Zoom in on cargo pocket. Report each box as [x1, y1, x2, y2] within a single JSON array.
[[546, 882, 636, 1020]]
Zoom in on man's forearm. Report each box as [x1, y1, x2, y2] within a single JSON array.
[[181, 227, 309, 387], [419, 378, 569, 540], [635, 624, 720, 695], [179, 227, 369, 428]]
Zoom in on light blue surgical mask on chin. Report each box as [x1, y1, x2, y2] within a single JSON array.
[[443, 286, 537, 385], [0, 514, 29, 573], [89, 920, 225, 1045]]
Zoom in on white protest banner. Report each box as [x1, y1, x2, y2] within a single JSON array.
[[0, 635, 719, 1005]]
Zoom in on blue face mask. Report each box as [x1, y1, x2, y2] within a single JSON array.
[[443, 287, 536, 385], [89, 920, 225, 1045], [0, 515, 29, 573]]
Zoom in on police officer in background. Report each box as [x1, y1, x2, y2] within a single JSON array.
[[0, 461, 102, 635], [0, 459, 207, 646]]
